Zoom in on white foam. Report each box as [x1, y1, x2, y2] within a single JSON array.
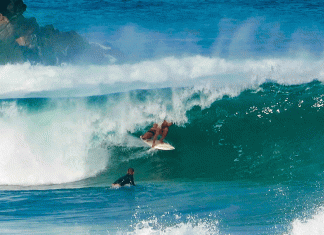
[[123, 217, 219, 235], [0, 55, 323, 98], [0, 100, 109, 186], [287, 207, 324, 235]]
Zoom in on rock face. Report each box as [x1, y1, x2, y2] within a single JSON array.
[[0, 13, 13, 40], [0, 0, 112, 65]]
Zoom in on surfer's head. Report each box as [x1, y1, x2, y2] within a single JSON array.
[[127, 168, 135, 175]]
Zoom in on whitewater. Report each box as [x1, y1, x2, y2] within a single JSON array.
[[1, 0, 324, 234], [1, 56, 323, 98]]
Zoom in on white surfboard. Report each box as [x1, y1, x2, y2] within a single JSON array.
[[141, 137, 175, 150]]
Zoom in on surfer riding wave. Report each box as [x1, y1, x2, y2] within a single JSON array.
[[141, 120, 173, 147]]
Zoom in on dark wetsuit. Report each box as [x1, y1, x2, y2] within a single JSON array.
[[113, 174, 135, 186]]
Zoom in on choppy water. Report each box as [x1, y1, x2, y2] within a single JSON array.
[[2, 0, 324, 234]]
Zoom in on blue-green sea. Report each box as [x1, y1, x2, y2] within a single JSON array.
[[1, 0, 324, 234]]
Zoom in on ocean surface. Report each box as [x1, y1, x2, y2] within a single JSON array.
[[1, 0, 324, 234]]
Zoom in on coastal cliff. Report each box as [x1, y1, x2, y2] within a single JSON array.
[[0, 0, 112, 65]]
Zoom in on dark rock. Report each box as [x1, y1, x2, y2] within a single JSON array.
[[0, 0, 26, 20], [0, 14, 14, 40], [0, 0, 114, 65]]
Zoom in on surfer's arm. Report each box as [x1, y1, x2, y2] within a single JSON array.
[[130, 177, 135, 186]]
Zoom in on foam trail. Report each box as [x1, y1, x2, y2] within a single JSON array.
[[1, 56, 324, 98]]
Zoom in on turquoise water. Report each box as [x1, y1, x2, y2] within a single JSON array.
[[2, 0, 324, 234], [1, 181, 321, 234]]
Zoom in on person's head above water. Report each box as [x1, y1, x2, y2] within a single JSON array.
[[127, 168, 135, 175]]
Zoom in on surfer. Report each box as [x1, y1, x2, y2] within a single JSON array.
[[112, 168, 135, 187], [141, 120, 173, 147]]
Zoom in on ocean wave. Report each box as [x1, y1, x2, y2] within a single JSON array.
[[0, 84, 229, 185], [1, 80, 324, 186], [105, 81, 324, 183]]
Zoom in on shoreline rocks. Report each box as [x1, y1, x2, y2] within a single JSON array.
[[0, 0, 114, 65]]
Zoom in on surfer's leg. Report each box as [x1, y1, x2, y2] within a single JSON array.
[[141, 132, 153, 140], [160, 128, 169, 143]]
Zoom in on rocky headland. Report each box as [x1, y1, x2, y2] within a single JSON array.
[[0, 0, 114, 65]]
